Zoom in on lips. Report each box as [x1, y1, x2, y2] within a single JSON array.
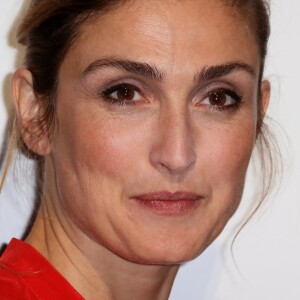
[[132, 191, 203, 215]]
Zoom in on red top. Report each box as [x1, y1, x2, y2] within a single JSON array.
[[0, 238, 84, 299]]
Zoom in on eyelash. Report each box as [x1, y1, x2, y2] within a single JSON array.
[[201, 88, 243, 112], [101, 83, 143, 106], [101, 83, 243, 111]]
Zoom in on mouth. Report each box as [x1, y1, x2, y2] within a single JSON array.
[[132, 191, 204, 215]]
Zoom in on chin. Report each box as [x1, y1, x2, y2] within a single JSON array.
[[117, 237, 208, 266]]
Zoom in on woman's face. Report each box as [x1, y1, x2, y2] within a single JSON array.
[[48, 0, 269, 264]]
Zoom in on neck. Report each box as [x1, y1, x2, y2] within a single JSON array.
[[26, 196, 179, 300]]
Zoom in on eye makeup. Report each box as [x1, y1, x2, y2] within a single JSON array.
[[100, 81, 244, 114], [101, 83, 144, 106], [199, 87, 244, 112]]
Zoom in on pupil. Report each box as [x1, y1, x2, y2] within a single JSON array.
[[209, 92, 226, 106], [117, 86, 134, 100]]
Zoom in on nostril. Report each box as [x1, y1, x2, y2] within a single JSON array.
[[159, 148, 196, 175]]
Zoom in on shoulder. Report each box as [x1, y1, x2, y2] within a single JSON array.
[[0, 239, 40, 299], [0, 265, 39, 299], [0, 239, 84, 299]]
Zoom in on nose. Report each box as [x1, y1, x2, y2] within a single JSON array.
[[149, 106, 197, 177]]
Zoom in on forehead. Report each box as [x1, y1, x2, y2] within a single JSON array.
[[63, 0, 259, 76]]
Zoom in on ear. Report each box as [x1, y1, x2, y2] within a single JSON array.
[[260, 80, 270, 118], [12, 68, 51, 156], [257, 80, 270, 135]]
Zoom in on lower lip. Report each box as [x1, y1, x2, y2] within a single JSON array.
[[135, 199, 201, 215]]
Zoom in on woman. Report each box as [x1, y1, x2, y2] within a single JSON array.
[[0, 0, 271, 299]]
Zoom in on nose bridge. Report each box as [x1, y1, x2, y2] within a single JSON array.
[[150, 102, 197, 176]]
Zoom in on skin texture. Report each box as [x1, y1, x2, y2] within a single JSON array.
[[12, 0, 270, 299]]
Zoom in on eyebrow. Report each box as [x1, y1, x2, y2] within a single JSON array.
[[195, 62, 256, 82], [83, 58, 163, 81], [82, 59, 255, 82]]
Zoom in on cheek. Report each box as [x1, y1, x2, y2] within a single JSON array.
[[155, 122, 256, 262], [207, 127, 254, 185], [51, 106, 148, 223], [199, 116, 256, 182], [54, 109, 142, 182], [49, 109, 142, 245], [197, 120, 257, 239], [78, 123, 134, 177]]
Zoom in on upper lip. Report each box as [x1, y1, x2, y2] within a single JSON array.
[[132, 191, 203, 201]]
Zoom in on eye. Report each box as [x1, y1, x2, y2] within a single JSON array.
[[102, 83, 143, 105], [200, 88, 242, 109]]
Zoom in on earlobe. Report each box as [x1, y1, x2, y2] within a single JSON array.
[[12, 69, 51, 156]]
